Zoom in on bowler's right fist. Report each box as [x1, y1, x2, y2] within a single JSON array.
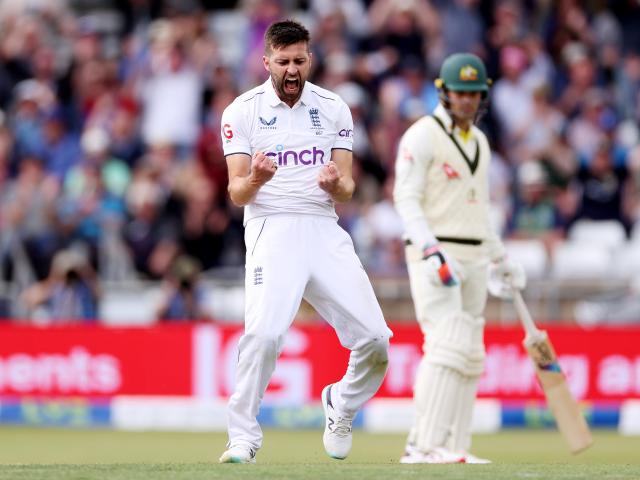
[[250, 151, 278, 185]]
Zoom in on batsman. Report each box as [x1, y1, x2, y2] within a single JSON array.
[[393, 53, 525, 464]]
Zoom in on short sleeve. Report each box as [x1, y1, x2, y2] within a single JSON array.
[[332, 100, 354, 151], [220, 101, 251, 157]]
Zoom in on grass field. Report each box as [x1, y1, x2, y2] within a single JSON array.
[[1, 428, 639, 479]]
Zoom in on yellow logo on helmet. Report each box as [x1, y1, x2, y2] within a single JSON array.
[[459, 65, 478, 81]]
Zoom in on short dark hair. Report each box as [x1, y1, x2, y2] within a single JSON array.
[[264, 20, 310, 54]]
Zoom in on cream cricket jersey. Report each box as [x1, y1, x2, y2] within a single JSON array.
[[221, 79, 354, 224], [394, 104, 503, 260]]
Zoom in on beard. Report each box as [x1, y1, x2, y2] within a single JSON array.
[[271, 72, 305, 104]]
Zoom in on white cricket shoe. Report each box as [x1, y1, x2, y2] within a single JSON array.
[[321, 384, 353, 460], [399, 445, 465, 464], [463, 452, 492, 464], [219, 444, 256, 464]]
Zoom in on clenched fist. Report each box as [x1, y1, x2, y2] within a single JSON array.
[[318, 161, 341, 194], [250, 151, 278, 186]]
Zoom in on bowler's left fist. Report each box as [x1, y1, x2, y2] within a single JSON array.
[[318, 161, 341, 193]]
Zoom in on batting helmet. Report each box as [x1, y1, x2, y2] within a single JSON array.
[[435, 53, 491, 92]]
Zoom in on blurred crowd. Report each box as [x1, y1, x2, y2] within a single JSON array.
[[0, 0, 639, 322]]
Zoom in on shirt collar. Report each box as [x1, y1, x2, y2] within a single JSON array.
[[433, 103, 474, 140], [264, 78, 312, 108], [433, 103, 454, 132]]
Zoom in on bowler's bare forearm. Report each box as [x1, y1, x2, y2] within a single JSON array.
[[228, 174, 264, 206], [322, 149, 355, 203], [227, 151, 277, 206], [328, 176, 355, 203]]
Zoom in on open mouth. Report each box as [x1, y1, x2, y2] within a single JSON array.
[[284, 78, 299, 94]]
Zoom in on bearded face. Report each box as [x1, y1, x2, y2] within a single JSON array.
[[263, 42, 312, 106]]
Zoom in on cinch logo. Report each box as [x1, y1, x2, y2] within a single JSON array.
[[266, 147, 326, 166], [339, 129, 353, 138]]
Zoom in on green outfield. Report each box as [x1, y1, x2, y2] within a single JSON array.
[[0, 428, 639, 479]]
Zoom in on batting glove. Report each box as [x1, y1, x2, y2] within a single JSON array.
[[488, 257, 526, 299], [422, 244, 460, 287]]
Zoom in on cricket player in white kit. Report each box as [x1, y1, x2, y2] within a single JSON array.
[[218, 20, 392, 464], [393, 53, 525, 464]]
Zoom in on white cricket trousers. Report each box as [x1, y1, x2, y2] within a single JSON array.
[[227, 214, 392, 451]]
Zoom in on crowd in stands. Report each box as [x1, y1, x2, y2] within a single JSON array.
[[0, 0, 639, 322]]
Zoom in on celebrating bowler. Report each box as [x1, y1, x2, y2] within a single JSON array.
[[219, 20, 392, 464]]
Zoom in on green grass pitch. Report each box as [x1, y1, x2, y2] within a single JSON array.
[[0, 427, 639, 479]]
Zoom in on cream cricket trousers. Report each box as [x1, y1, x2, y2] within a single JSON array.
[[227, 214, 392, 451], [405, 242, 489, 452]]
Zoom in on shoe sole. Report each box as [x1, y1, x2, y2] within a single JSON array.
[[322, 384, 347, 460], [219, 452, 256, 464], [219, 456, 256, 464], [399, 454, 465, 464]]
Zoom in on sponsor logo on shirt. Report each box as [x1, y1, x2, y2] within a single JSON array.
[[443, 162, 460, 179], [265, 145, 326, 166], [401, 147, 414, 163], [222, 123, 233, 140], [339, 129, 353, 138], [259, 116, 277, 130]]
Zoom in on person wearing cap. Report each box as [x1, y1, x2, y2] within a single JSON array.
[[393, 53, 525, 464], [507, 160, 565, 253]]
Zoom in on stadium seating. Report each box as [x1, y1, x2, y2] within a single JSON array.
[[551, 242, 612, 280], [568, 220, 627, 251], [504, 239, 548, 280], [612, 243, 640, 280]]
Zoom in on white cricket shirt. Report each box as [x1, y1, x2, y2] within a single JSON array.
[[394, 104, 505, 261], [221, 79, 354, 224]]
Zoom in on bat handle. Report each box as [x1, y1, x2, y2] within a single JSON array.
[[513, 290, 543, 339]]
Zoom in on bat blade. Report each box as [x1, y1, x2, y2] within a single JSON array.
[[525, 333, 594, 454]]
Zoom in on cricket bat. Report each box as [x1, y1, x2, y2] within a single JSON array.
[[512, 290, 593, 454]]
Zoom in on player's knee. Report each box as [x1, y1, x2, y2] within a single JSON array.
[[362, 335, 390, 368], [466, 348, 485, 378], [425, 312, 484, 376]]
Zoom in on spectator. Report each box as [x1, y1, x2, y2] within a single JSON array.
[[556, 42, 598, 117], [40, 106, 82, 181], [21, 247, 99, 323], [171, 166, 243, 270], [122, 166, 177, 278], [137, 20, 202, 153], [3, 155, 60, 279], [155, 254, 210, 321], [568, 140, 634, 233], [492, 44, 535, 152], [108, 97, 145, 167], [507, 161, 566, 253], [511, 80, 567, 166], [566, 88, 615, 161]]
